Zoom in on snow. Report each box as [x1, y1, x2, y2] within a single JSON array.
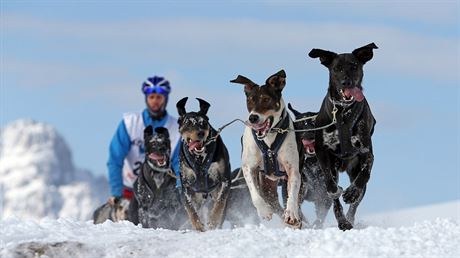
[[0, 201, 458, 257], [1, 119, 459, 257]]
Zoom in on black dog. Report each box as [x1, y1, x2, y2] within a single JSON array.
[[176, 97, 231, 231], [308, 43, 377, 230], [287, 104, 332, 229], [130, 126, 188, 229]]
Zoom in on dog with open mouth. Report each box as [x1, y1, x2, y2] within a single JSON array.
[[230, 70, 302, 229], [130, 125, 188, 229], [176, 97, 231, 231], [286, 104, 333, 229], [308, 43, 377, 230]]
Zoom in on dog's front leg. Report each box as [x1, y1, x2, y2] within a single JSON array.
[[343, 125, 374, 204], [315, 146, 343, 199], [343, 151, 374, 204], [282, 160, 302, 228], [242, 164, 273, 220], [208, 181, 230, 229], [183, 191, 205, 232]]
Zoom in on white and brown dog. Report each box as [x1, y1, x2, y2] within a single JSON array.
[[230, 70, 302, 228]]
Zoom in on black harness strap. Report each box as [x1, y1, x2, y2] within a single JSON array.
[[327, 94, 365, 158], [181, 128, 219, 196], [252, 110, 290, 177]]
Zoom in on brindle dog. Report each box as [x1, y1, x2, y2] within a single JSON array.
[[176, 97, 231, 231], [131, 126, 188, 229], [308, 43, 377, 230]]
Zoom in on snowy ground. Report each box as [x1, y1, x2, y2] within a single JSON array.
[[1, 201, 459, 258]]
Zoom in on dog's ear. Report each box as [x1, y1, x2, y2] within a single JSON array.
[[230, 75, 258, 94], [144, 125, 153, 139], [155, 126, 169, 139], [266, 69, 286, 91], [306, 112, 318, 121], [287, 103, 301, 118], [176, 97, 188, 117], [308, 49, 338, 68], [196, 98, 211, 116], [352, 43, 378, 64]]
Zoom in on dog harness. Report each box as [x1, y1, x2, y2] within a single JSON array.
[[252, 109, 290, 177], [327, 95, 365, 158], [180, 128, 220, 196]]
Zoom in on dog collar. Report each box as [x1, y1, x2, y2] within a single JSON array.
[[328, 96, 356, 108], [146, 159, 171, 173], [145, 160, 178, 181]]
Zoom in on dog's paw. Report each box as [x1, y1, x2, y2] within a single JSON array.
[[338, 219, 353, 231], [283, 209, 301, 229], [327, 185, 343, 199], [346, 214, 356, 225], [255, 202, 273, 220], [192, 221, 206, 232], [343, 185, 362, 204]]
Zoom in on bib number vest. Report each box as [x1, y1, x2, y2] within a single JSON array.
[[122, 112, 179, 189]]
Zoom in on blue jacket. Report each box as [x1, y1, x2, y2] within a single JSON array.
[[107, 109, 180, 197]]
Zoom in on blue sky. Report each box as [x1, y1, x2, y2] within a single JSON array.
[[1, 1, 459, 214]]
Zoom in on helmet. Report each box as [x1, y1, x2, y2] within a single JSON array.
[[141, 76, 171, 96], [142, 75, 171, 119]]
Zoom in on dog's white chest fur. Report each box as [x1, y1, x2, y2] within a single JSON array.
[[323, 129, 340, 150]]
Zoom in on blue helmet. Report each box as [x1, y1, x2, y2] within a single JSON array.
[[141, 76, 171, 96]]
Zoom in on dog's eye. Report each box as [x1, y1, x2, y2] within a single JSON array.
[[334, 65, 343, 72], [261, 96, 270, 103]]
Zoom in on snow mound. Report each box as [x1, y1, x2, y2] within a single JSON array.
[[0, 217, 458, 258], [363, 200, 460, 227], [0, 119, 108, 220]]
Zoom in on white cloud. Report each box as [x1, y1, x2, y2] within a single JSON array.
[[3, 14, 457, 84]]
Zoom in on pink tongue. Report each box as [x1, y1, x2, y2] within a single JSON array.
[[189, 141, 203, 151], [302, 139, 315, 153], [344, 87, 364, 102], [149, 153, 165, 161]]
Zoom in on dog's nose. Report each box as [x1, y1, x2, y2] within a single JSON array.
[[197, 131, 205, 139], [341, 79, 352, 87], [249, 114, 259, 124]]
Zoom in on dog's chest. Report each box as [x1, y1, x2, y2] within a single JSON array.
[[137, 180, 180, 217], [323, 129, 340, 150], [182, 161, 223, 190], [322, 128, 364, 154], [302, 157, 323, 184]]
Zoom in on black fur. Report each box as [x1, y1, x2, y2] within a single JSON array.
[[131, 126, 188, 229], [287, 104, 332, 229], [308, 43, 377, 230]]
